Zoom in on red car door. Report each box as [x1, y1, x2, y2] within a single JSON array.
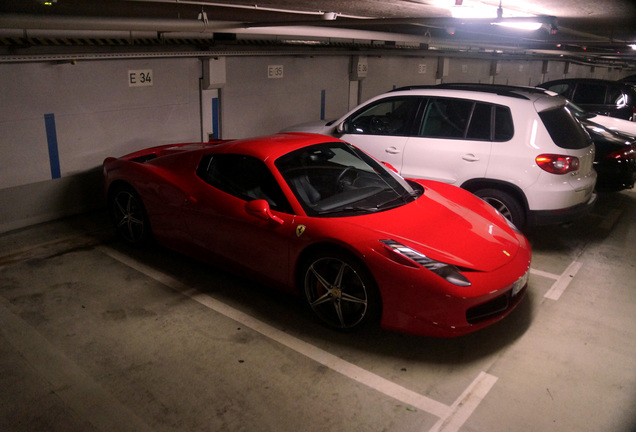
[[182, 153, 297, 289]]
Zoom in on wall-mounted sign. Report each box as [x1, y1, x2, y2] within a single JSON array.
[[268, 65, 284, 79], [129, 70, 153, 87]]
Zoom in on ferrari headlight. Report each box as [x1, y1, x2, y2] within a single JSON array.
[[380, 240, 471, 287]]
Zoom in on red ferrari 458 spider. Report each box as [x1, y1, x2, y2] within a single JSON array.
[[103, 133, 531, 337]]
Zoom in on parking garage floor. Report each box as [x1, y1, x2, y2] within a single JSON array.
[[1, 189, 635, 432]]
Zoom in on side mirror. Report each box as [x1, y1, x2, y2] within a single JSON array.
[[336, 120, 347, 134], [245, 199, 284, 225]]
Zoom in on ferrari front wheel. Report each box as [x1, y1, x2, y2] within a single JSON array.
[[302, 250, 381, 331], [109, 185, 151, 245]]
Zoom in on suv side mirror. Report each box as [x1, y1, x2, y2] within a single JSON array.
[[336, 120, 348, 134], [245, 199, 284, 224]]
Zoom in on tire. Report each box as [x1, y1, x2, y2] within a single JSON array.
[[474, 188, 525, 229], [108, 185, 152, 245], [302, 250, 381, 331]]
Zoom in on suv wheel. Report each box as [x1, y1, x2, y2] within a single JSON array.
[[474, 188, 525, 229]]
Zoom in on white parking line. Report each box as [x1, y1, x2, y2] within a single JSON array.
[[100, 246, 496, 430], [531, 260, 582, 301], [429, 372, 498, 432]]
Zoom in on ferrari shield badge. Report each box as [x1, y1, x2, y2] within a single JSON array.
[[296, 225, 306, 237]]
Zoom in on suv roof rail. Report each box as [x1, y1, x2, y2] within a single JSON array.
[[390, 83, 553, 100]]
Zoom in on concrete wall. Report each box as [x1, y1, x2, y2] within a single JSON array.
[[0, 58, 201, 233], [0, 52, 630, 233]]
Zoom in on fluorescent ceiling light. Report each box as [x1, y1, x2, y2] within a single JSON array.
[[450, 5, 496, 18], [492, 20, 543, 30], [434, 0, 546, 30]]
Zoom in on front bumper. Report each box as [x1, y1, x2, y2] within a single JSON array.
[[370, 236, 532, 337]]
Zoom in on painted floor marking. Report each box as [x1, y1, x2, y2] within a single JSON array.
[[101, 246, 496, 430], [531, 260, 582, 301], [429, 371, 498, 432]]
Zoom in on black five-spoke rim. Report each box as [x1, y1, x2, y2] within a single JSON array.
[[304, 257, 368, 329], [112, 190, 146, 243]]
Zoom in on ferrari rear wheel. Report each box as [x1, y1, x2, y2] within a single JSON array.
[[303, 250, 381, 331], [109, 185, 151, 245]]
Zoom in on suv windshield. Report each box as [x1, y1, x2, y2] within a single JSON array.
[[276, 142, 421, 216], [539, 106, 592, 150]]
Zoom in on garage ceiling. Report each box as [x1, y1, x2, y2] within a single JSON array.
[[1, 0, 635, 68]]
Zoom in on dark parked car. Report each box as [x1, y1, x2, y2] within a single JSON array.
[[539, 78, 636, 121], [582, 120, 636, 191], [567, 102, 636, 191]]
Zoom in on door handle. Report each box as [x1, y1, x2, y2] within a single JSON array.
[[462, 153, 480, 162], [385, 146, 401, 154]]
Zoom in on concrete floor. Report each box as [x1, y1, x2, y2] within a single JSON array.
[[1, 190, 635, 432]]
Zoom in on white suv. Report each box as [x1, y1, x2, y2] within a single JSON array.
[[283, 84, 597, 229]]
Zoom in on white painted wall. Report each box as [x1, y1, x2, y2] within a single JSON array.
[[221, 55, 350, 138]]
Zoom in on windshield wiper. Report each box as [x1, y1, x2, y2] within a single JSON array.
[[376, 189, 420, 210], [317, 206, 378, 215]]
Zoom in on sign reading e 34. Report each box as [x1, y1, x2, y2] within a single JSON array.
[[129, 70, 153, 87]]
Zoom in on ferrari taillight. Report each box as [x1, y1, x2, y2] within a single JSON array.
[[536, 154, 580, 174]]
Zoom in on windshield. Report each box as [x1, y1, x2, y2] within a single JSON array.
[[275, 141, 421, 216]]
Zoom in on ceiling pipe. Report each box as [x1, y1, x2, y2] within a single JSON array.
[[127, 0, 370, 20]]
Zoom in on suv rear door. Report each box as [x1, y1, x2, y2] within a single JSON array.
[[400, 98, 504, 185]]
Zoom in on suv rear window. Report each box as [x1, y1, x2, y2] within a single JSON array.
[[539, 107, 591, 150]]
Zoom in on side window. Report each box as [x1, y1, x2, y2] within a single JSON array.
[[466, 103, 492, 140], [494, 105, 514, 141], [572, 83, 606, 104], [196, 154, 292, 213], [345, 97, 421, 136], [545, 83, 570, 96], [420, 98, 474, 138]]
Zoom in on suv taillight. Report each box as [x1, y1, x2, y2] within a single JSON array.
[[536, 154, 580, 174]]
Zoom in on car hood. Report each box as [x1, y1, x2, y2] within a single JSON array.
[[582, 120, 636, 153], [584, 114, 636, 139], [338, 187, 521, 273]]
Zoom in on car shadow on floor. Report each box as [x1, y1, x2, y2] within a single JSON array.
[[104, 228, 535, 368]]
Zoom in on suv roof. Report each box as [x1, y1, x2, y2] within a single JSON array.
[[391, 83, 552, 100]]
